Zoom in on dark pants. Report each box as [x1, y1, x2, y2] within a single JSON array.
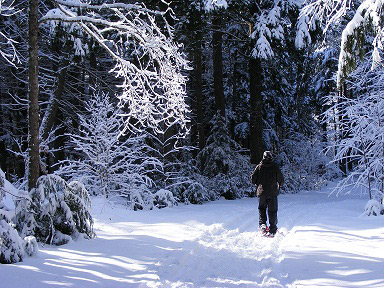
[[258, 194, 278, 233]]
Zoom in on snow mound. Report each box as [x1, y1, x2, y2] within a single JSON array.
[[364, 199, 384, 216], [154, 189, 177, 209]]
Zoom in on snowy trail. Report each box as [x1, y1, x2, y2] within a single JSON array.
[[1, 185, 384, 287]]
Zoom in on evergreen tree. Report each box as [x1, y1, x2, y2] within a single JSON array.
[[15, 174, 95, 245], [197, 113, 254, 199], [0, 169, 24, 264]]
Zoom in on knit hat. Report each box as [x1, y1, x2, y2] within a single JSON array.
[[263, 151, 273, 161]]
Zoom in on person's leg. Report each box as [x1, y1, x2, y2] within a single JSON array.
[[267, 196, 278, 234], [258, 194, 267, 228]]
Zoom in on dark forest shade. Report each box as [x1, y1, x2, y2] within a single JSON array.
[[28, 0, 40, 189]]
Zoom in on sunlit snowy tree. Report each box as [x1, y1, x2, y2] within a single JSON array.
[[324, 53, 384, 204], [56, 91, 157, 202], [298, 0, 384, 85], [25, 0, 190, 189], [40, 0, 190, 137], [300, 0, 384, 205]]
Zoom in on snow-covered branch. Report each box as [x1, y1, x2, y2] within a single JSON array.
[[204, 0, 228, 12], [41, 0, 190, 137], [299, 0, 384, 86], [300, 0, 353, 33], [0, 0, 20, 66], [251, 2, 286, 59], [324, 73, 384, 199]]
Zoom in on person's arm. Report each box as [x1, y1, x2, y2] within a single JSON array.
[[251, 166, 259, 185]]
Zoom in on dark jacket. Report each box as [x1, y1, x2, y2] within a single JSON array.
[[251, 159, 284, 197]]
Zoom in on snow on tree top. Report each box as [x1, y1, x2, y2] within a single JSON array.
[[204, 0, 228, 12]]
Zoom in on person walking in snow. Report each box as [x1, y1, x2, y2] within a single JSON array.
[[250, 151, 284, 236]]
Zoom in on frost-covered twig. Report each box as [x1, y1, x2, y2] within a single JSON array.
[[0, 0, 20, 66], [40, 0, 190, 136]]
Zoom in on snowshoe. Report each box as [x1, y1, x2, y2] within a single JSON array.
[[259, 225, 278, 238], [259, 224, 268, 236]]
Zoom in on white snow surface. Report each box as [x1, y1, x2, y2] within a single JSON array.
[[1, 183, 384, 287]]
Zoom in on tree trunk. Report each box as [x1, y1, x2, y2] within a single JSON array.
[[338, 82, 351, 174], [249, 56, 263, 164], [41, 60, 69, 141], [28, 0, 40, 189], [212, 13, 225, 117], [193, 8, 205, 150], [230, 57, 238, 140]]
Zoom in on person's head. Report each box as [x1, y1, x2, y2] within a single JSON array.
[[263, 151, 273, 161]]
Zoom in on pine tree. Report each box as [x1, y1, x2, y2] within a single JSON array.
[[197, 113, 253, 199]]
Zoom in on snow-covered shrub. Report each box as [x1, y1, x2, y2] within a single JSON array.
[[364, 199, 384, 217], [153, 189, 177, 208], [129, 189, 154, 211], [23, 236, 38, 257], [197, 114, 254, 199], [278, 132, 340, 193], [56, 91, 155, 199], [0, 169, 24, 264], [179, 179, 214, 205], [15, 175, 95, 245], [165, 161, 215, 205], [0, 219, 24, 264], [14, 190, 36, 240]]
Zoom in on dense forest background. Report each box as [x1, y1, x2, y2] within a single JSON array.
[[1, 0, 383, 208]]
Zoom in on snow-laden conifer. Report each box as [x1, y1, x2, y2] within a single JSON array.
[[0, 169, 24, 264], [204, 0, 228, 11], [197, 113, 254, 199], [251, 1, 287, 59], [14, 175, 94, 245], [298, 0, 384, 85], [153, 189, 177, 209], [364, 199, 384, 216]]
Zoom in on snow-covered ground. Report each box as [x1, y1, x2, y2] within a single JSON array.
[[1, 184, 384, 288]]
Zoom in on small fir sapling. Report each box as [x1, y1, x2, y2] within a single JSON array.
[[23, 236, 38, 257], [129, 189, 154, 211], [170, 162, 215, 204]]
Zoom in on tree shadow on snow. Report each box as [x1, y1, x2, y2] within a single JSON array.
[[282, 249, 384, 287]]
